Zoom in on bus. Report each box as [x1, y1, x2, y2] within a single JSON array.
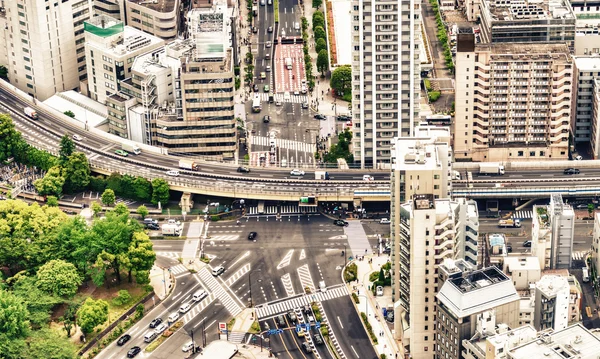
[[252, 96, 261, 113], [425, 114, 452, 126]]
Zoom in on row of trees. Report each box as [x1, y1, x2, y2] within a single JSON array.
[[0, 199, 156, 358], [313, 11, 330, 76]]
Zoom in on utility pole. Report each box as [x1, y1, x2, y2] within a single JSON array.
[[191, 329, 195, 354]]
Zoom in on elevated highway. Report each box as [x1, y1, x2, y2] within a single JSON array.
[[2, 80, 600, 201]]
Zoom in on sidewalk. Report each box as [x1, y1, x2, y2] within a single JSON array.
[[346, 255, 404, 359]]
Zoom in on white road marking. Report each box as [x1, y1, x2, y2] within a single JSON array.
[[337, 316, 344, 329], [277, 249, 295, 269], [351, 345, 359, 358]]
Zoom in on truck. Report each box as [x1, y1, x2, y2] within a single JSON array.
[[252, 5, 257, 16], [315, 171, 330, 180], [285, 57, 292, 70], [479, 162, 505, 175], [24, 107, 38, 120], [179, 159, 200, 171], [498, 219, 521, 228], [162, 223, 181, 236], [122, 143, 141, 155]]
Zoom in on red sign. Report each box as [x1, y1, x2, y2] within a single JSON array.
[[219, 322, 227, 333]]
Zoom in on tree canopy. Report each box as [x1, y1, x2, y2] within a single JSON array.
[[36, 260, 82, 299], [330, 65, 352, 95], [58, 135, 74, 163], [76, 298, 108, 335], [317, 49, 329, 75], [63, 152, 90, 193], [151, 178, 170, 206], [0, 290, 30, 338]]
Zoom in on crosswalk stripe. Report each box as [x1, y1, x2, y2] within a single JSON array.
[[197, 268, 243, 317], [250, 135, 315, 153], [183, 294, 216, 323], [246, 205, 318, 216], [156, 251, 180, 259], [297, 264, 315, 293], [512, 210, 533, 219], [208, 235, 240, 241], [572, 251, 588, 261], [258, 92, 308, 104], [169, 264, 188, 276], [255, 287, 349, 319], [224, 263, 251, 287]]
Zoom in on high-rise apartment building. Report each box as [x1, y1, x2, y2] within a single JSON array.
[[2, 0, 93, 100], [436, 266, 520, 359], [454, 36, 572, 162], [351, 0, 421, 169], [592, 213, 600, 278], [93, 0, 124, 19], [479, 0, 576, 48], [84, 15, 164, 104], [125, 0, 179, 41], [531, 195, 575, 270], [572, 57, 600, 146], [534, 275, 570, 331], [592, 78, 600, 159]]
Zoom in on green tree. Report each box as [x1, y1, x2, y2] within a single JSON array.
[[63, 110, 75, 118], [316, 38, 327, 53], [106, 172, 123, 194], [89, 175, 107, 192], [28, 328, 77, 359], [330, 65, 352, 95], [317, 49, 329, 75], [136, 205, 149, 219], [0, 334, 27, 359], [34, 166, 65, 197], [59, 304, 78, 338], [0, 65, 8, 79], [36, 260, 82, 299], [324, 128, 353, 163], [312, 11, 324, 26], [0, 290, 30, 338], [314, 26, 326, 41], [101, 188, 116, 206], [113, 202, 129, 216], [58, 135, 75, 163], [312, 0, 322, 9], [124, 231, 156, 283], [76, 297, 109, 335], [133, 176, 152, 201], [46, 196, 58, 207], [119, 175, 136, 198], [588, 203, 595, 218], [378, 268, 385, 283], [11, 275, 59, 328], [91, 201, 102, 217], [0, 113, 24, 163], [112, 289, 132, 306], [63, 152, 90, 193], [151, 178, 170, 206]]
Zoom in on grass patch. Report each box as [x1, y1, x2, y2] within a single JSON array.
[[360, 312, 378, 345], [228, 318, 236, 330], [351, 292, 359, 304], [344, 263, 357, 282], [274, 0, 279, 23], [249, 320, 261, 334], [200, 256, 211, 264]]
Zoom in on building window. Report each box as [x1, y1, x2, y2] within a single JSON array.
[[518, 151, 524, 156]]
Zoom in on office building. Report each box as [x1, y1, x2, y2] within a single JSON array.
[[478, 0, 576, 48], [507, 323, 600, 358], [454, 37, 572, 162], [533, 275, 570, 331], [351, 0, 421, 168], [592, 213, 600, 278], [1, 0, 93, 100], [572, 57, 600, 147], [571, 0, 600, 55], [436, 266, 521, 359], [541, 269, 582, 326], [532, 195, 575, 270], [93, 0, 124, 19], [125, 0, 179, 41], [591, 78, 600, 159], [392, 195, 479, 358], [503, 257, 541, 291], [462, 324, 538, 359], [84, 15, 164, 104]]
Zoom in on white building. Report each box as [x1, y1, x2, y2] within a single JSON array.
[[572, 57, 600, 146], [592, 212, 600, 278], [1, 0, 93, 100], [503, 257, 542, 291], [507, 323, 600, 358], [84, 15, 164, 104], [125, 0, 179, 41], [351, 0, 421, 168], [533, 275, 570, 331], [462, 324, 538, 359], [531, 195, 575, 269]]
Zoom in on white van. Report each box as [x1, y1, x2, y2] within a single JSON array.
[[319, 281, 327, 292], [180, 302, 192, 314], [193, 289, 208, 302], [168, 312, 180, 322], [582, 268, 590, 283], [144, 331, 158, 343]]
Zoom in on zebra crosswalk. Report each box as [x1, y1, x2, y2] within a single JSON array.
[[255, 286, 349, 319], [572, 251, 588, 261], [250, 135, 315, 154], [208, 235, 240, 241], [511, 211, 533, 219], [256, 92, 308, 104], [297, 264, 315, 293], [224, 263, 251, 287], [156, 251, 180, 259], [228, 331, 247, 344], [247, 205, 319, 215], [169, 264, 189, 276], [183, 293, 216, 323], [197, 267, 243, 317]]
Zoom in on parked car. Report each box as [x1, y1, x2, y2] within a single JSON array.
[[564, 168, 580, 175], [263, 115, 271, 123], [252, 26, 258, 33], [314, 114, 326, 120], [290, 168, 305, 176], [146, 223, 160, 230], [72, 134, 83, 141], [337, 115, 351, 121], [117, 334, 131, 346], [248, 231, 257, 240], [506, 244, 512, 253], [237, 166, 251, 173], [523, 240, 532, 247], [149, 318, 163, 328], [267, 26, 273, 33], [115, 149, 129, 157], [127, 346, 141, 358], [379, 218, 390, 224], [253, 84, 259, 92], [333, 219, 349, 227]]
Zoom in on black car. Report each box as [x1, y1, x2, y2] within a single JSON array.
[[146, 223, 159, 230], [314, 114, 326, 120], [337, 115, 351, 121], [127, 346, 141, 358], [333, 219, 348, 227], [237, 166, 250, 173], [117, 334, 131, 346], [523, 240, 532, 247], [149, 317, 163, 328], [252, 26, 258, 33], [312, 328, 324, 345], [301, 342, 312, 353], [253, 84, 259, 92], [263, 115, 270, 123], [386, 311, 394, 323], [248, 231, 257, 240], [506, 244, 513, 253], [564, 168, 580, 175], [267, 26, 273, 32]]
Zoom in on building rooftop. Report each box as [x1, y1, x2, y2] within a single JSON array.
[[391, 126, 451, 172], [84, 15, 124, 38], [536, 275, 570, 297], [575, 55, 600, 70], [487, 325, 539, 353], [43, 91, 108, 128], [483, 0, 575, 22], [504, 256, 541, 272], [508, 324, 600, 358], [86, 25, 164, 58], [437, 266, 520, 318], [127, 0, 177, 12], [476, 42, 572, 59]]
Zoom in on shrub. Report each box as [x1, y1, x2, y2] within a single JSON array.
[[360, 312, 378, 344], [112, 289, 132, 306], [344, 263, 358, 282], [428, 91, 441, 102], [369, 272, 379, 283], [352, 293, 360, 304]]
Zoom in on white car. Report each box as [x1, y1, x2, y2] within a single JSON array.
[[379, 218, 390, 224], [294, 22, 300, 30], [266, 41, 272, 48], [575, 155, 583, 160], [182, 342, 194, 352], [363, 175, 374, 181], [290, 169, 305, 176], [166, 170, 180, 176], [72, 134, 82, 141], [154, 323, 168, 334], [260, 0, 265, 5]]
